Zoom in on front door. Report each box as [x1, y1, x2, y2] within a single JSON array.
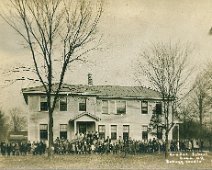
[[78, 122, 95, 134], [79, 123, 86, 134]]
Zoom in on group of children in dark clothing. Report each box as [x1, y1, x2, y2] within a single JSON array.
[[0, 132, 203, 156], [0, 141, 47, 156]]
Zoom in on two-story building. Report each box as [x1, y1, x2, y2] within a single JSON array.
[[22, 77, 173, 143]]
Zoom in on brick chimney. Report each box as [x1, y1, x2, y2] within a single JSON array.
[[88, 73, 93, 86]]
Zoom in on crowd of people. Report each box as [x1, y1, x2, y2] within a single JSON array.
[[0, 141, 46, 156], [0, 132, 204, 156], [53, 134, 167, 155]]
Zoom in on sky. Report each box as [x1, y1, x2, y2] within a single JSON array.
[[1, 0, 212, 111]]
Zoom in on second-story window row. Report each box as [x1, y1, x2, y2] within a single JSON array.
[[40, 96, 67, 112], [60, 96, 67, 111], [101, 100, 126, 115], [155, 102, 162, 115], [102, 100, 108, 114], [40, 96, 48, 111], [79, 98, 86, 112], [117, 101, 126, 114], [141, 101, 148, 114], [40, 96, 87, 112]]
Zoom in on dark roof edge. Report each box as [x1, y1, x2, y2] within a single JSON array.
[[21, 83, 160, 93]]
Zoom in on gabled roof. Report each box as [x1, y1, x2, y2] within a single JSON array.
[[69, 112, 101, 122], [22, 83, 162, 100]]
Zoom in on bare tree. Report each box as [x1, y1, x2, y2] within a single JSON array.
[[185, 63, 212, 140], [134, 42, 192, 158], [9, 107, 27, 133], [192, 74, 209, 127], [1, 0, 103, 156], [0, 110, 9, 142]]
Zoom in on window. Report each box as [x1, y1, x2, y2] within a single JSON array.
[[40, 96, 48, 111], [102, 100, 108, 114], [110, 100, 116, 114], [157, 126, 163, 139], [123, 125, 129, 140], [79, 98, 86, 111], [98, 125, 105, 139], [60, 124, 67, 139], [156, 102, 162, 115], [60, 96, 67, 111], [141, 101, 148, 114], [40, 124, 48, 140], [111, 125, 117, 140], [142, 125, 148, 140], [117, 101, 126, 114]]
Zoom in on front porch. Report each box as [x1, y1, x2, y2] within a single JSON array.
[[69, 112, 101, 138]]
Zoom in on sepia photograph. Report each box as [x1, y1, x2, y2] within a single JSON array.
[[0, 0, 212, 169]]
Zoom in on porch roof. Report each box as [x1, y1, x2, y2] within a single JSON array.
[[69, 112, 101, 123]]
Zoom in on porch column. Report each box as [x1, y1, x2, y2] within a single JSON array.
[[177, 124, 180, 151], [95, 122, 98, 132], [74, 121, 77, 135]]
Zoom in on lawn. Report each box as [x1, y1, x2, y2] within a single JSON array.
[[0, 152, 211, 169]]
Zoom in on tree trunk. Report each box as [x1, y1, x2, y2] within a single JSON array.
[[165, 131, 169, 159], [200, 112, 203, 138], [48, 109, 54, 157]]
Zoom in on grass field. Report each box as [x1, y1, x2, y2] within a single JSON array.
[[0, 152, 211, 169]]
